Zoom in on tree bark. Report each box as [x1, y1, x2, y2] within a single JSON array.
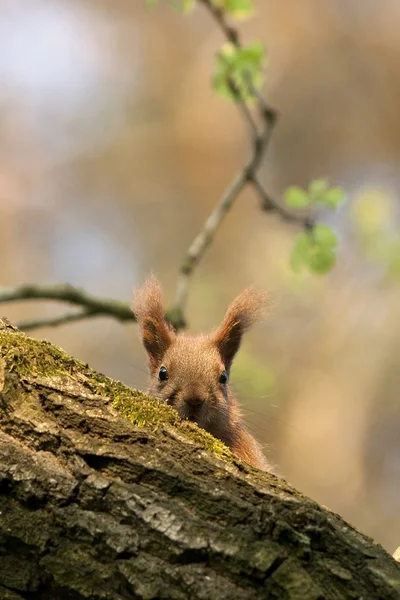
[[0, 318, 399, 600]]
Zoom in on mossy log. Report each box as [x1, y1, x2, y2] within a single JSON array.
[[0, 318, 399, 600]]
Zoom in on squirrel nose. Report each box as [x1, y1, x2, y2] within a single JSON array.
[[185, 396, 204, 407]]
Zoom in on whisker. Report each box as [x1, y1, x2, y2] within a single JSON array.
[[240, 406, 269, 417], [241, 406, 313, 448], [236, 395, 313, 447], [242, 419, 268, 437], [230, 382, 274, 401], [241, 415, 311, 468], [123, 362, 149, 376], [263, 414, 312, 445]]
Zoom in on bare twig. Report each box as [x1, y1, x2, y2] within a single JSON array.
[[0, 284, 136, 331], [251, 178, 314, 227], [173, 0, 314, 318], [198, 0, 275, 119], [0, 284, 134, 322], [17, 310, 95, 331], [175, 170, 250, 313], [202, 2, 312, 227], [232, 81, 259, 138], [0, 283, 185, 331], [174, 1, 275, 314]]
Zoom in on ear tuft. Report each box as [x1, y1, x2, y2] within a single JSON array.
[[212, 287, 267, 370], [132, 276, 175, 373]]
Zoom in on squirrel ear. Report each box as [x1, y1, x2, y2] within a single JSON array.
[[212, 287, 267, 370], [132, 276, 175, 373]]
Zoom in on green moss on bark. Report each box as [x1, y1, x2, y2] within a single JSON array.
[[0, 326, 233, 464]]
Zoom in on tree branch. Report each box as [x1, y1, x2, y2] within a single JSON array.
[[173, 0, 311, 318], [0, 284, 136, 331], [0, 284, 134, 322], [1, 323, 399, 600], [251, 178, 315, 227], [17, 310, 95, 331], [0, 283, 186, 331]]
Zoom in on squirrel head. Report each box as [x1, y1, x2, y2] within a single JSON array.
[[132, 276, 267, 438]]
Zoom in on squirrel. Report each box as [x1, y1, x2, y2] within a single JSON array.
[[132, 276, 271, 472]]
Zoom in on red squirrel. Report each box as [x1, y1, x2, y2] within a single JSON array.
[[133, 276, 270, 471]]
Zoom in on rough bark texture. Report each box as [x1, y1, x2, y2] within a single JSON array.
[[0, 318, 399, 600]]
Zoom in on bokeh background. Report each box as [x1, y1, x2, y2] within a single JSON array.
[[1, 0, 399, 553]]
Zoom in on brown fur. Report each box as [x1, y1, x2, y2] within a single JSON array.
[[132, 276, 271, 471], [132, 276, 175, 373]]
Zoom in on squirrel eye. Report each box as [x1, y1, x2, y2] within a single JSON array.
[[158, 366, 169, 381], [219, 370, 228, 385]]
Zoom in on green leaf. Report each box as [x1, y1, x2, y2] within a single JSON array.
[[308, 178, 328, 199], [320, 187, 345, 208], [312, 224, 338, 248], [308, 246, 336, 274], [212, 41, 265, 101], [290, 226, 338, 275], [223, 0, 254, 18], [239, 40, 263, 64], [284, 186, 311, 209], [307, 180, 345, 208], [213, 56, 236, 100]]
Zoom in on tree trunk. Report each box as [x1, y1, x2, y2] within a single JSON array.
[[0, 318, 399, 600]]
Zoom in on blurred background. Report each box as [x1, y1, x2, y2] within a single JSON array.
[[1, 0, 399, 553]]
